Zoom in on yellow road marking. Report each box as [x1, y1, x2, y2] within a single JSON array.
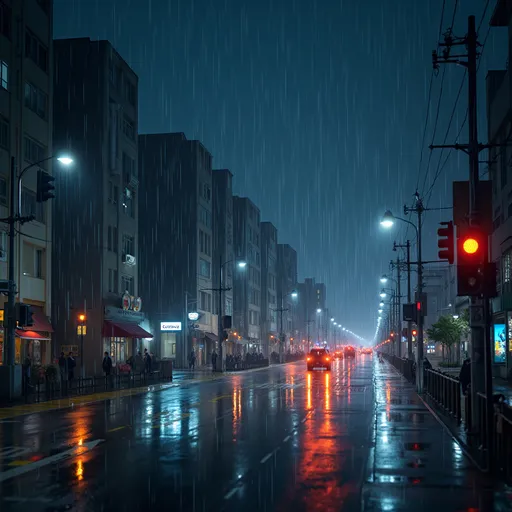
[[210, 394, 232, 403], [107, 425, 129, 433], [7, 460, 32, 467]]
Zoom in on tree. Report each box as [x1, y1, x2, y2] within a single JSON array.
[[426, 314, 469, 363]]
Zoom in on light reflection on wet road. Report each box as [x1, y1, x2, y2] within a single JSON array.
[[0, 356, 507, 511]]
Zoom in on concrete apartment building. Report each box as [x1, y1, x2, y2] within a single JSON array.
[[138, 133, 216, 368], [487, 0, 512, 377], [0, 0, 55, 366], [233, 197, 261, 351], [260, 222, 278, 356], [212, 169, 234, 350], [277, 243, 298, 352], [53, 38, 147, 375]]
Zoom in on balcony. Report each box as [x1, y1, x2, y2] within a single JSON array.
[[20, 275, 45, 303]]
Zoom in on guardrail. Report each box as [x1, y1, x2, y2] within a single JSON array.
[[225, 358, 269, 371]]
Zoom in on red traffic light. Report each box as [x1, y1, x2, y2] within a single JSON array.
[[462, 237, 479, 255], [412, 329, 417, 336]]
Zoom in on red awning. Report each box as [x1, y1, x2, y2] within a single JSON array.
[[29, 307, 54, 332], [15, 330, 50, 340], [102, 321, 153, 339]]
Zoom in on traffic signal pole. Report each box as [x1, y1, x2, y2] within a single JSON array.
[[432, 15, 494, 468], [396, 257, 401, 358]]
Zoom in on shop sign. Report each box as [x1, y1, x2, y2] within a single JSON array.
[[122, 292, 143, 312], [494, 323, 506, 364], [105, 306, 145, 323], [161, 322, 182, 332], [62, 345, 79, 357], [188, 312, 199, 321]]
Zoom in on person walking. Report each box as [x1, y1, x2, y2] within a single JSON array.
[[189, 350, 196, 370], [58, 351, 68, 396], [211, 350, 218, 372], [67, 352, 76, 390], [102, 351, 113, 388]]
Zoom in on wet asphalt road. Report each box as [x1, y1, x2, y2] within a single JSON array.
[[0, 356, 373, 511]]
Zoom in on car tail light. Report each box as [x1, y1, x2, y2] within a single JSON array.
[[325, 357, 330, 361], [307, 357, 311, 361]]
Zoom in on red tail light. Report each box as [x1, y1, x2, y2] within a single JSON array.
[[325, 357, 330, 361], [307, 357, 311, 361]]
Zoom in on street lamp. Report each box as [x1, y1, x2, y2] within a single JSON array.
[[217, 258, 246, 372], [316, 308, 322, 313], [380, 275, 388, 284], [380, 210, 395, 228], [378, 309, 383, 314], [330, 317, 334, 322], [291, 290, 298, 298], [1, 153, 73, 400], [380, 291, 386, 298], [276, 289, 298, 362]]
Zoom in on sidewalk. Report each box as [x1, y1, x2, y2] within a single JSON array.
[[361, 359, 511, 511]]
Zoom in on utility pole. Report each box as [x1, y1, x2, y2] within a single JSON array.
[[404, 194, 424, 392], [431, 15, 494, 467], [394, 240, 412, 358], [275, 293, 288, 364], [396, 256, 402, 358]]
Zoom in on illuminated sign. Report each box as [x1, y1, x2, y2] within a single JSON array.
[[494, 323, 506, 364], [161, 322, 182, 332], [188, 312, 199, 321]]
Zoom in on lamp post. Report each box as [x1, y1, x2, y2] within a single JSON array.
[[217, 258, 246, 372], [2, 154, 73, 400], [275, 289, 297, 363], [77, 313, 86, 378], [381, 207, 423, 392]]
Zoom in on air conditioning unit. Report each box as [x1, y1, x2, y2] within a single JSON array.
[[123, 254, 136, 266]]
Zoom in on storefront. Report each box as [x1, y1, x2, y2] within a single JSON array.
[[102, 294, 153, 366], [0, 306, 53, 365], [160, 321, 180, 360]]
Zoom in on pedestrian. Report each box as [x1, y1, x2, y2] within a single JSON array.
[[102, 351, 113, 388], [459, 357, 471, 395], [58, 351, 68, 395], [67, 351, 76, 389], [22, 355, 32, 396], [134, 351, 144, 374], [145, 350, 152, 375], [211, 350, 217, 371], [189, 350, 196, 370]]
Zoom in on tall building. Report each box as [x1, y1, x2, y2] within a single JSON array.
[[233, 197, 261, 350], [138, 133, 216, 368], [212, 169, 234, 347], [296, 278, 326, 349], [488, 0, 512, 377], [260, 222, 278, 356], [0, 0, 54, 366], [277, 243, 298, 352], [53, 38, 148, 375]]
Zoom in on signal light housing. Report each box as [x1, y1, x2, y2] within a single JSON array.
[[36, 170, 56, 202], [437, 221, 454, 264]]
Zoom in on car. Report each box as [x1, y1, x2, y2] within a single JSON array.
[[361, 347, 372, 355], [307, 348, 331, 371], [344, 346, 356, 358], [334, 350, 343, 359]]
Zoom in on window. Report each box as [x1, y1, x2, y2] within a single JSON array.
[[501, 147, 508, 189], [200, 291, 212, 312], [254, 233, 260, 246], [199, 230, 211, 256], [199, 258, 211, 278], [24, 82, 47, 119], [123, 187, 135, 218], [0, 176, 6, 206], [0, 116, 8, 149], [0, 2, 11, 40], [109, 61, 117, 87], [249, 310, 259, 325], [25, 30, 48, 72], [24, 136, 47, 167], [108, 269, 118, 293], [121, 275, 134, 295], [122, 115, 135, 141], [201, 183, 211, 202], [249, 288, 260, 307], [225, 298, 233, 316], [255, 251, 260, 266], [21, 187, 44, 223], [248, 226, 252, 243], [107, 226, 118, 253], [35, 249, 44, 278], [108, 181, 118, 204], [124, 80, 136, 105], [0, 60, 6, 90], [122, 152, 135, 184], [199, 205, 211, 228], [122, 234, 134, 256], [0, 231, 6, 261]]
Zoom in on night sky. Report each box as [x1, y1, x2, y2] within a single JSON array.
[[53, 0, 506, 342]]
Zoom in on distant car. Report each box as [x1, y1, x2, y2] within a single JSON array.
[[344, 346, 356, 358], [361, 347, 372, 355], [334, 350, 343, 359], [307, 348, 331, 371]]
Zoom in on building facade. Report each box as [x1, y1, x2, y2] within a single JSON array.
[[233, 197, 261, 351], [488, 0, 512, 378], [138, 133, 216, 368], [277, 243, 298, 352], [296, 278, 326, 350], [53, 38, 147, 375], [0, 0, 54, 366], [260, 222, 278, 356], [212, 169, 235, 350]]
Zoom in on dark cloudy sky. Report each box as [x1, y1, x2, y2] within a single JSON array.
[[54, 0, 506, 342]]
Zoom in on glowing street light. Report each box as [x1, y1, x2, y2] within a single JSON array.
[[57, 155, 74, 166], [291, 290, 298, 298], [380, 275, 388, 284], [316, 308, 322, 313], [237, 261, 247, 268], [379, 302, 385, 307], [380, 291, 386, 298], [380, 210, 395, 228]]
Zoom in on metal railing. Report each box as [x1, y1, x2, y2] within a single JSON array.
[[424, 368, 462, 422], [225, 358, 269, 371]]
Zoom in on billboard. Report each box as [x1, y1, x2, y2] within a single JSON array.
[[494, 323, 506, 364]]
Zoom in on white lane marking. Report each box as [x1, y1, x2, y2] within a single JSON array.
[[260, 452, 273, 464], [283, 435, 291, 443], [301, 417, 307, 423], [224, 487, 238, 500], [0, 439, 104, 483]]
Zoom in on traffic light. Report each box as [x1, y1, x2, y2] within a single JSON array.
[[403, 303, 417, 323], [17, 303, 34, 327], [78, 313, 86, 323], [437, 221, 454, 264], [36, 170, 55, 202], [412, 329, 417, 337], [456, 229, 496, 296]]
